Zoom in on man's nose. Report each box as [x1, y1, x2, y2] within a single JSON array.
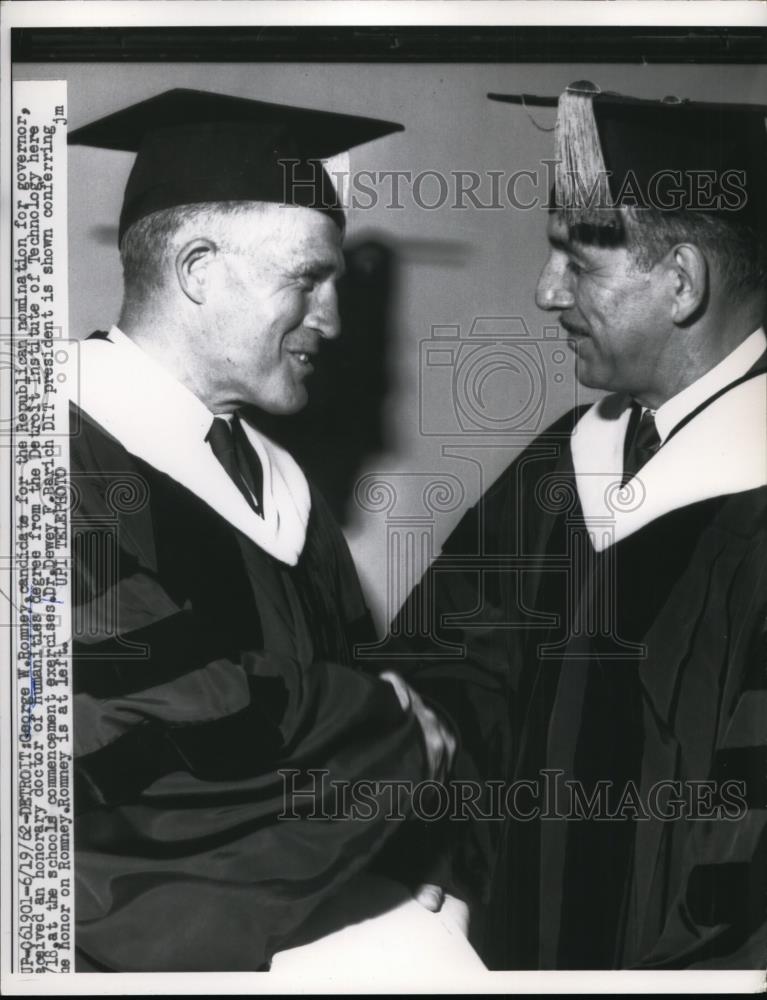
[[307, 281, 341, 340], [535, 255, 575, 312]]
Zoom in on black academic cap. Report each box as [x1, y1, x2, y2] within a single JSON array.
[[68, 88, 404, 242], [489, 83, 767, 226]]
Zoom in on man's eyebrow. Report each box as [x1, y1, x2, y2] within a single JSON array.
[[548, 230, 596, 259], [548, 230, 581, 255], [296, 254, 345, 279]]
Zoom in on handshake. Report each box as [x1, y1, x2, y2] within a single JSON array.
[[379, 670, 464, 926]]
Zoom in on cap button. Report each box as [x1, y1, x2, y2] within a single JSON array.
[[566, 80, 601, 95]]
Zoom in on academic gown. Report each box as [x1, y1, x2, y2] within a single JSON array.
[[70, 401, 427, 972], [384, 373, 767, 970]]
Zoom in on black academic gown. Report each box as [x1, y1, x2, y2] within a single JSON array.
[[385, 400, 767, 970], [70, 403, 427, 972]]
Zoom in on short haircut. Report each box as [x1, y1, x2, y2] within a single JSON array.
[[625, 208, 767, 299], [566, 206, 767, 300], [119, 201, 272, 303]]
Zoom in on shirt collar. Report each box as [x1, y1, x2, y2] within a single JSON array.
[[653, 327, 767, 443]]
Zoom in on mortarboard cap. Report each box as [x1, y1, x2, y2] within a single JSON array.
[[489, 83, 767, 227], [68, 88, 404, 242]]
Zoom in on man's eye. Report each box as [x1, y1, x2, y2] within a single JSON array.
[[566, 259, 583, 275]]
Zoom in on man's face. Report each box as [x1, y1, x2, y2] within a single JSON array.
[[202, 205, 345, 414], [535, 213, 672, 397]]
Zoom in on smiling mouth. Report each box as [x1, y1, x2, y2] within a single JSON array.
[[560, 319, 588, 339]]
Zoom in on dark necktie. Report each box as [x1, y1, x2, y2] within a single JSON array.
[[622, 403, 661, 485], [206, 413, 264, 517]]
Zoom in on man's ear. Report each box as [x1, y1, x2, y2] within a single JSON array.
[[667, 243, 708, 325], [175, 238, 217, 305]]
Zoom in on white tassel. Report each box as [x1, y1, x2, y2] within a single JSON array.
[[555, 82, 611, 218]]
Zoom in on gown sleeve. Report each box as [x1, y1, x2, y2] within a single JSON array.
[[370, 475, 518, 909], [379, 408, 584, 791]]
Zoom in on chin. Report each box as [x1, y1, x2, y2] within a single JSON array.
[[257, 393, 308, 416], [576, 370, 628, 398], [574, 359, 596, 388], [574, 362, 610, 393]]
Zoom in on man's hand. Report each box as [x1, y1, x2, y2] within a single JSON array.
[[414, 883, 445, 912], [380, 671, 456, 781], [414, 884, 470, 937]]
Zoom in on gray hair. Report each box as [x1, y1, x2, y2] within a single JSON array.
[[625, 208, 767, 300], [119, 201, 273, 302]]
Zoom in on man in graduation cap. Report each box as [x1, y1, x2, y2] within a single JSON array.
[[66, 89, 468, 973], [385, 83, 767, 969]]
